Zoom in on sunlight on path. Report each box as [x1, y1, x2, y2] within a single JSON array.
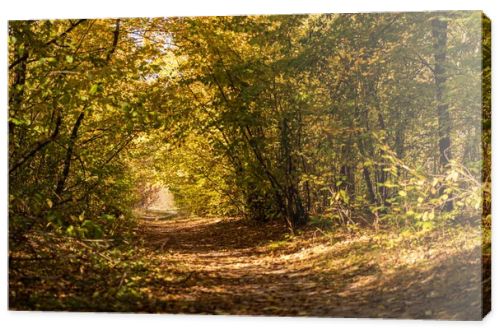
[[146, 187, 177, 212], [135, 213, 482, 319]]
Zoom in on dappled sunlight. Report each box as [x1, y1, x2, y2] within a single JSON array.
[[8, 13, 489, 318], [9, 208, 484, 318], [108, 213, 483, 318]]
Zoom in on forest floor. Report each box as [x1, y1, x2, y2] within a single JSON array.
[[10, 211, 486, 319]]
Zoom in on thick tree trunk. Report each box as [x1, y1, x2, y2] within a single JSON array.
[[285, 186, 308, 230], [356, 137, 377, 204], [280, 118, 308, 230], [339, 164, 355, 200], [432, 17, 453, 211], [362, 166, 377, 204]]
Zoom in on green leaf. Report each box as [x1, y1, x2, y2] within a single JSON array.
[[66, 225, 75, 237], [90, 84, 99, 95], [9, 117, 24, 126], [420, 221, 434, 232]]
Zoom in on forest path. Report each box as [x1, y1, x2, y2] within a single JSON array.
[[136, 211, 483, 319]]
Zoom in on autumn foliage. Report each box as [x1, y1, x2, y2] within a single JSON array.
[[8, 12, 490, 318]]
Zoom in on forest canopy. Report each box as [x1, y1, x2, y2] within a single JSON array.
[[9, 12, 489, 233]]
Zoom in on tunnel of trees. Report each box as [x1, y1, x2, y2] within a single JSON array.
[[8, 12, 490, 316]]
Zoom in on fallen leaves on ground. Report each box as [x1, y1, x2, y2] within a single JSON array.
[[9, 213, 484, 319]]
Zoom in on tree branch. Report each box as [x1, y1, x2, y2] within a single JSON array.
[[105, 19, 121, 63], [9, 111, 62, 174], [9, 19, 87, 70]]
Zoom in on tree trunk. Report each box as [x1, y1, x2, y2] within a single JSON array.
[[55, 111, 85, 199], [432, 17, 453, 211], [356, 137, 377, 204], [280, 117, 308, 230]]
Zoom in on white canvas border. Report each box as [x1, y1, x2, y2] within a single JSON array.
[[1, 1, 498, 333]]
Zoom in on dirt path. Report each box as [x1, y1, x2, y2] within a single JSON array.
[[136, 212, 484, 319]]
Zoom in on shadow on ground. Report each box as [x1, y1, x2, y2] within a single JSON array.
[[134, 212, 483, 320], [139, 215, 288, 253]]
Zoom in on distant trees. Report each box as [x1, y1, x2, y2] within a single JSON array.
[[9, 12, 487, 237], [154, 13, 485, 230]]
